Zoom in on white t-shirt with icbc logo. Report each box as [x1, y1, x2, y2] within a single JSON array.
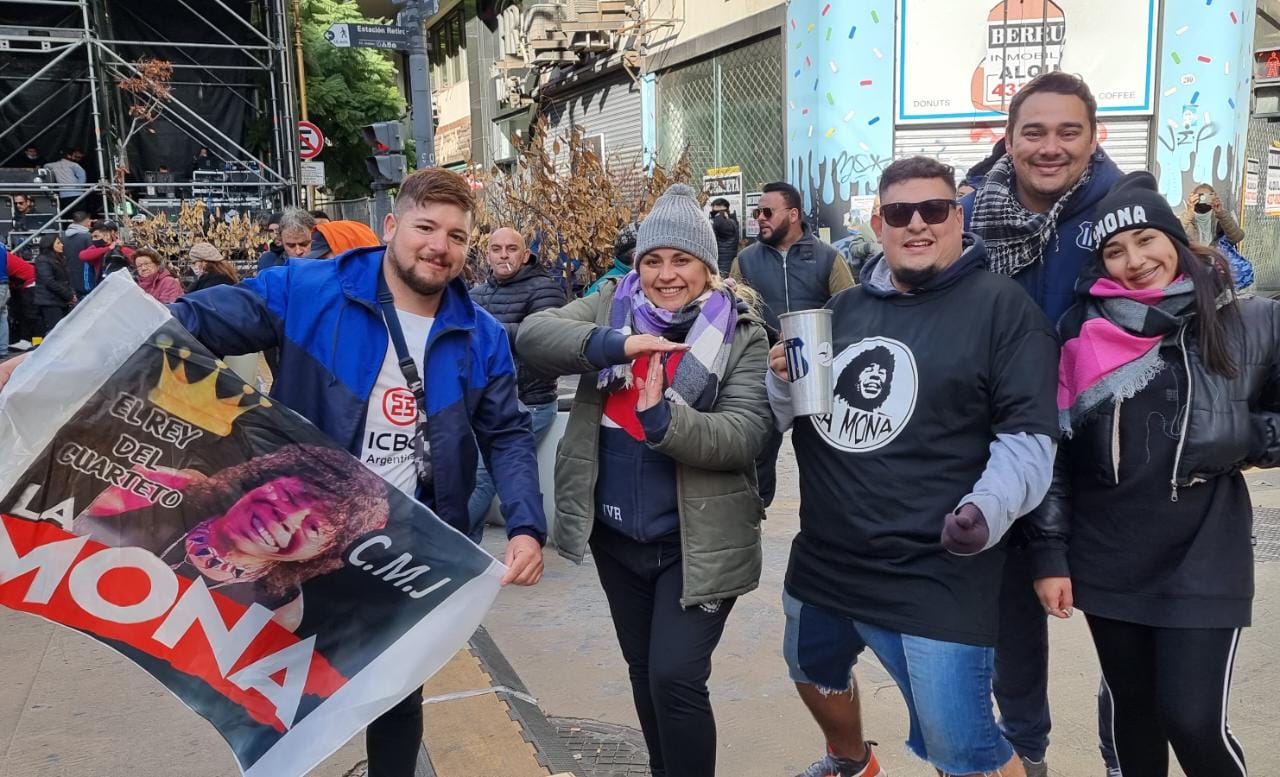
[[360, 311, 434, 497]]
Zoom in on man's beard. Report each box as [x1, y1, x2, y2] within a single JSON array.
[[759, 227, 785, 247], [892, 264, 941, 290], [387, 244, 448, 297]]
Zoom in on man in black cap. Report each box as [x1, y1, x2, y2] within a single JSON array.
[[709, 196, 741, 276]]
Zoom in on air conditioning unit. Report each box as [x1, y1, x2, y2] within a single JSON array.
[[521, 0, 637, 64]]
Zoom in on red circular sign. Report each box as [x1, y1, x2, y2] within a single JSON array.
[[298, 120, 324, 160], [382, 387, 417, 426]]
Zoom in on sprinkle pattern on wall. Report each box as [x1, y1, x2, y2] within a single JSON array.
[[1154, 0, 1255, 207], [787, 0, 896, 239]]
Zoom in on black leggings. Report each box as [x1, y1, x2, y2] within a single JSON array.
[[1086, 614, 1247, 777], [365, 685, 423, 777], [590, 526, 735, 777]]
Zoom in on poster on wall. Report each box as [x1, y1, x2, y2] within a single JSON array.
[[896, 0, 1159, 124], [1265, 147, 1280, 216], [745, 191, 763, 238], [703, 168, 745, 228], [1246, 158, 1260, 207]]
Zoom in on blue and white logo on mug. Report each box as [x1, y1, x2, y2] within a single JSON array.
[[784, 337, 810, 382]]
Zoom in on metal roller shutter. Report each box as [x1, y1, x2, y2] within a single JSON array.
[[892, 118, 1153, 181], [543, 74, 644, 183]]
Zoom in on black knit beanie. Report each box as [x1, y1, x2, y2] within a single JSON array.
[[1090, 171, 1189, 254]]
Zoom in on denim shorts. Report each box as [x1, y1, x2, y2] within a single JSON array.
[[782, 589, 1015, 775]]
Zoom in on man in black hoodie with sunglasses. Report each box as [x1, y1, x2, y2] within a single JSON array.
[[769, 156, 1059, 777]]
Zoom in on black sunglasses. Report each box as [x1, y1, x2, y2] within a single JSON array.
[[879, 199, 957, 228], [757, 206, 796, 220]]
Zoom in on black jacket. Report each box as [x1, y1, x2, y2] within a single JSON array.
[[1029, 294, 1280, 577], [62, 225, 94, 298], [711, 212, 740, 276], [732, 224, 846, 335], [187, 271, 235, 293], [33, 251, 74, 308], [470, 261, 566, 406]]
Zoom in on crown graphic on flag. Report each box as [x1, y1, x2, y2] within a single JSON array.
[[146, 335, 270, 437]]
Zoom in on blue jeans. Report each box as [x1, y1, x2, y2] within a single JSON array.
[[467, 400, 557, 542], [783, 589, 1015, 775]]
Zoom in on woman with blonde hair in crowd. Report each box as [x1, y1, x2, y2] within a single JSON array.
[[517, 183, 770, 777]]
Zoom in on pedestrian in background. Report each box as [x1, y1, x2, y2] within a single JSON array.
[[0, 243, 9, 358], [518, 183, 771, 777], [1036, 172, 1265, 777], [731, 181, 853, 509], [62, 211, 95, 298], [709, 196, 740, 276], [306, 219, 381, 259], [80, 220, 136, 281], [33, 233, 73, 336], [1179, 182, 1245, 247], [133, 248, 184, 304], [5, 246, 37, 350], [186, 242, 238, 291], [585, 222, 639, 296], [467, 226, 566, 539], [256, 212, 285, 271]]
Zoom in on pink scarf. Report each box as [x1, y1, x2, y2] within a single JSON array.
[[1057, 275, 1196, 432]]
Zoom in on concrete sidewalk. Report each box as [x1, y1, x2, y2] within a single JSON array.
[[0, 615, 561, 777], [1, 442, 1276, 776], [483, 448, 1280, 777]]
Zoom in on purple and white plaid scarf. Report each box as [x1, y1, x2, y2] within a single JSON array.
[[597, 271, 737, 410]]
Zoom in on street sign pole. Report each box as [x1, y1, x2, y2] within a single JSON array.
[[400, 0, 438, 170]]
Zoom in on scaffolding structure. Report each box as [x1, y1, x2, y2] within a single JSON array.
[[0, 0, 302, 254]]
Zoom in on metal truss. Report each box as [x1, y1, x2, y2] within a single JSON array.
[[0, 0, 301, 252]]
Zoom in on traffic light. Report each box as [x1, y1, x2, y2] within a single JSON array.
[[363, 121, 406, 185]]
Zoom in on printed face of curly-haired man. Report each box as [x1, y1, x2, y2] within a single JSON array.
[[204, 475, 337, 566]]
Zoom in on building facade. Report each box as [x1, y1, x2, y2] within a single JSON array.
[[398, 1, 1267, 287]]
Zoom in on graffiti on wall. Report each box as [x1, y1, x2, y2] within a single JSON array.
[[1154, 0, 1255, 208], [786, 1, 895, 239]]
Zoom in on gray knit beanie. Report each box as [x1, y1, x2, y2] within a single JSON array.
[[635, 183, 719, 274]]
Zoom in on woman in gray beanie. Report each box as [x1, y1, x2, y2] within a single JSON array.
[[517, 183, 771, 777]]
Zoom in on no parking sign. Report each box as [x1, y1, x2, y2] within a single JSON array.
[[299, 121, 324, 160]]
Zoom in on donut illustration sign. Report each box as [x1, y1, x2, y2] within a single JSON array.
[[811, 337, 918, 453], [896, 0, 1157, 123]]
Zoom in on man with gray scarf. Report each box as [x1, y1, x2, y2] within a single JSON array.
[[960, 72, 1123, 777]]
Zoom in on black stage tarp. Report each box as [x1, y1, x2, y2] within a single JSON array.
[[0, 0, 270, 181]]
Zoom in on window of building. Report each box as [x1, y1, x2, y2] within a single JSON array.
[[429, 8, 468, 89], [656, 34, 784, 191]]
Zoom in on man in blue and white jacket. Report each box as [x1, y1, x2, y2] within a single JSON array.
[[0, 169, 548, 777], [171, 168, 546, 777]]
